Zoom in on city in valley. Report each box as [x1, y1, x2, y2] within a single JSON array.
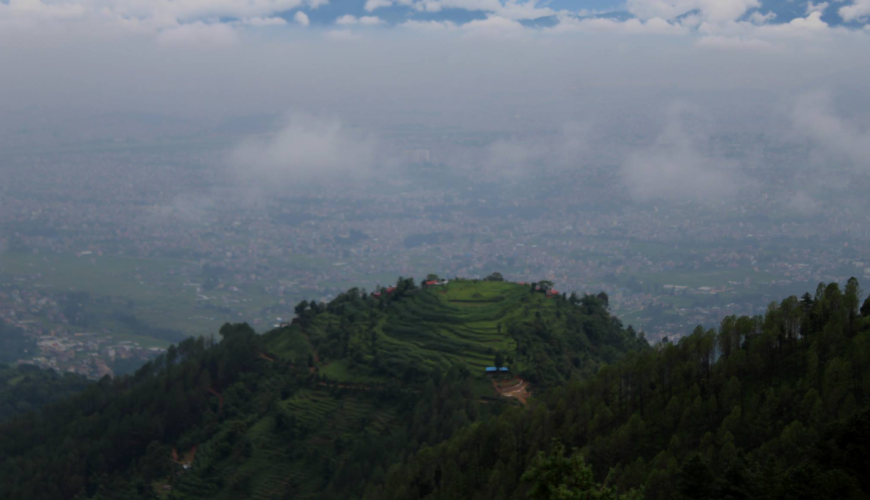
[[3, 110, 869, 377]]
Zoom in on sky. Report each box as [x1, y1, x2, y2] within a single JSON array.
[[2, 0, 868, 121], [1, 0, 870, 203]]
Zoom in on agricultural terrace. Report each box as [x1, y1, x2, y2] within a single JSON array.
[[265, 278, 638, 389]]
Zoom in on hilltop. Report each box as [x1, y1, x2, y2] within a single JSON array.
[[285, 277, 645, 387], [0, 277, 645, 500], [369, 280, 870, 500]]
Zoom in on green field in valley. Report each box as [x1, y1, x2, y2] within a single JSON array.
[[0, 250, 280, 345]]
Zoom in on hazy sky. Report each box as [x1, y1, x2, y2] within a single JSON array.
[[2, 0, 869, 123], [2, 0, 870, 203]]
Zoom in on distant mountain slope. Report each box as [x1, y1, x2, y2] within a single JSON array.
[[0, 277, 645, 500], [367, 280, 870, 500]]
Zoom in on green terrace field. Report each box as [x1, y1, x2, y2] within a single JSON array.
[[277, 280, 566, 383]]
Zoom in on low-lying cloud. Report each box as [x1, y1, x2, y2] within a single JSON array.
[[482, 121, 591, 177], [792, 91, 870, 170], [620, 105, 744, 204], [228, 115, 379, 187]]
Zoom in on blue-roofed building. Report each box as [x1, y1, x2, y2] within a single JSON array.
[[485, 367, 510, 374]]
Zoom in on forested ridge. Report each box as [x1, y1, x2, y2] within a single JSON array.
[[368, 279, 870, 500], [5, 277, 865, 500], [0, 363, 90, 422], [0, 278, 643, 499]]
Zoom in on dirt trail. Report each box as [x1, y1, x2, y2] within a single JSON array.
[[492, 377, 531, 404], [258, 352, 275, 362]]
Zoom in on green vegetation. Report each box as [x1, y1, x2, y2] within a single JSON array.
[[8, 276, 869, 500], [0, 250, 276, 342], [297, 279, 643, 386], [0, 364, 90, 422], [369, 279, 870, 500], [0, 278, 642, 500]]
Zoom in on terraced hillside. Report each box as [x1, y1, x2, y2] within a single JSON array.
[[293, 279, 644, 388], [0, 278, 647, 500], [157, 278, 646, 499]]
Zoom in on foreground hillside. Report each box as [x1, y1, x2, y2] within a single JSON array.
[[369, 280, 870, 500], [0, 364, 90, 423], [0, 278, 645, 500]]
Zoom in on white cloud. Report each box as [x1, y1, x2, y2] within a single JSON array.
[[784, 11, 829, 31], [2, 0, 326, 32], [141, 0, 318, 24], [481, 121, 591, 178], [0, 0, 869, 150], [694, 10, 844, 48], [782, 191, 821, 216], [366, 0, 391, 10], [621, 105, 744, 203], [240, 16, 287, 26], [491, 0, 556, 20], [462, 15, 527, 37], [755, 11, 830, 35], [806, 2, 829, 15], [0, 0, 867, 44], [336, 15, 384, 25], [627, 0, 760, 23], [399, 19, 458, 30], [548, 16, 689, 35], [792, 92, 870, 169], [156, 22, 239, 48], [414, 0, 555, 20], [415, 0, 497, 13], [840, 0, 870, 21], [748, 11, 776, 25], [228, 115, 378, 185]]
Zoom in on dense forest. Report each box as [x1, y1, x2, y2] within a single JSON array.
[[0, 278, 643, 499], [3, 277, 868, 499], [0, 363, 91, 422], [368, 279, 870, 500]]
